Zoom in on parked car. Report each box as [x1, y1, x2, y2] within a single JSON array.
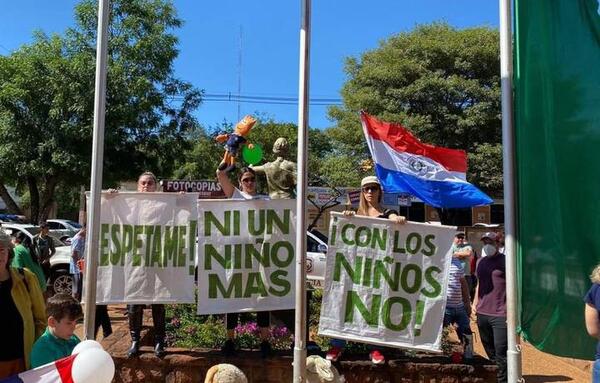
[[306, 230, 328, 289], [0, 214, 27, 224], [0, 223, 73, 295], [46, 219, 82, 243]]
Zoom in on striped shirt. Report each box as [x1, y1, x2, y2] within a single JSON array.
[[446, 258, 465, 308]]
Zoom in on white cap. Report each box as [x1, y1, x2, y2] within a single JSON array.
[[481, 232, 497, 241], [360, 176, 380, 187]]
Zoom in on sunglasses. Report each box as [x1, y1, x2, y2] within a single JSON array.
[[241, 177, 256, 183], [362, 186, 380, 193]]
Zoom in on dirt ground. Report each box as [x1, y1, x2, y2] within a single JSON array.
[[469, 321, 592, 383]]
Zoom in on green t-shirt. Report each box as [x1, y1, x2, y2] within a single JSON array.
[[12, 244, 46, 291], [30, 328, 80, 368], [451, 243, 474, 276]]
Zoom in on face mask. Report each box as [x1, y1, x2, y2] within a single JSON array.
[[482, 244, 497, 257]]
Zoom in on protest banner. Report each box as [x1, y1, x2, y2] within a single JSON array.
[[93, 192, 198, 304], [196, 199, 297, 315], [318, 213, 454, 351]]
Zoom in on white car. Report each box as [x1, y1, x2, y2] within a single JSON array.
[[46, 219, 82, 243], [0, 223, 73, 295], [306, 231, 328, 289]]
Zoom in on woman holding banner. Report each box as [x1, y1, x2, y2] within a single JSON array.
[[325, 175, 406, 364], [216, 166, 273, 358], [125, 171, 167, 358]]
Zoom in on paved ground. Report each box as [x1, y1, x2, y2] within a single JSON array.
[[75, 306, 594, 382]]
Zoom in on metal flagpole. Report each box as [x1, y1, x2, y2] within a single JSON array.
[[499, 0, 523, 381], [293, 0, 311, 381], [83, 0, 110, 340]]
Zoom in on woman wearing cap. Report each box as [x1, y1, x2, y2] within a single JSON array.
[[0, 232, 46, 377], [326, 175, 406, 365], [216, 166, 273, 358], [473, 232, 507, 383]]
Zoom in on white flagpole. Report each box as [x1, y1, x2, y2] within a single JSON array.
[[293, 0, 311, 381], [83, 0, 110, 340], [499, 0, 523, 381]]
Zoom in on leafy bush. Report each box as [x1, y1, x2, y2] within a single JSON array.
[[165, 304, 292, 350]]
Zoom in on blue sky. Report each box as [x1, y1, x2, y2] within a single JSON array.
[[0, 1, 498, 129]]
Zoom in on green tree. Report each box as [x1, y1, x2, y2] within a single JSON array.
[[0, 0, 201, 222], [327, 22, 502, 196]]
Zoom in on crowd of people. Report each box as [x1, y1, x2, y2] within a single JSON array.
[[0, 168, 513, 383]]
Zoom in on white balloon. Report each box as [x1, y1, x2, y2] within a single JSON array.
[[72, 348, 115, 383], [72, 340, 103, 355]]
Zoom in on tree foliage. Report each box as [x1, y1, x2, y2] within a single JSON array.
[[327, 22, 502, 196], [0, 0, 201, 222]]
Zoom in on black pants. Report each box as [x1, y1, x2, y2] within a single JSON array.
[[127, 304, 166, 344], [226, 311, 270, 330], [477, 314, 507, 383], [94, 305, 113, 338], [466, 275, 478, 302]]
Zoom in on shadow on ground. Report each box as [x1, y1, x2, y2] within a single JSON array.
[[523, 375, 573, 382]]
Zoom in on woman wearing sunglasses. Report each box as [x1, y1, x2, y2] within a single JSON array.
[[216, 166, 272, 358], [326, 175, 406, 364]]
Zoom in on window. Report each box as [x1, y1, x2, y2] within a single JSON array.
[[47, 222, 61, 230], [307, 235, 320, 253]]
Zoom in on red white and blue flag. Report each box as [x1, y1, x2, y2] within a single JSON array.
[[361, 111, 492, 208], [0, 355, 75, 383]]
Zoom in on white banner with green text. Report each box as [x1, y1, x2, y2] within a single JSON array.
[[196, 199, 297, 315], [94, 192, 198, 304], [318, 213, 454, 351]]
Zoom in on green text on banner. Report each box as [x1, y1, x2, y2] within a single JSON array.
[[94, 192, 198, 304], [318, 213, 454, 351], [196, 199, 297, 315]]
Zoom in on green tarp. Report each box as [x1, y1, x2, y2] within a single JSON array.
[[514, 0, 600, 359]]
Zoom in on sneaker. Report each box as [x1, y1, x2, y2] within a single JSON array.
[[326, 346, 343, 362], [259, 340, 272, 358], [369, 349, 385, 365], [221, 339, 236, 356]]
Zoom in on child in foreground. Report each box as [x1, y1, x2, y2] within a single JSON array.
[[30, 293, 82, 368]]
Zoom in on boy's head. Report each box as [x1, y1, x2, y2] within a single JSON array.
[[46, 293, 83, 340]]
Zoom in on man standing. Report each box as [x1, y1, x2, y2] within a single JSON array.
[[473, 232, 507, 383], [452, 232, 476, 301], [33, 222, 55, 289], [70, 225, 86, 301]]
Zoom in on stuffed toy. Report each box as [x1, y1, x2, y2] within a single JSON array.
[[306, 355, 344, 383], [216, 115, 257, 172], [204, 363, 248, 383]]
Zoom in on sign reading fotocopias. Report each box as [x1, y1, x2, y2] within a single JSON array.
[[94, 192, 199, 304], [196, 199, 297, 315], [318, 213, 454, 351]]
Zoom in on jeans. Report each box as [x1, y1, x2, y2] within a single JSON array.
[[443, 305, 472, 341], [71, 273, 83, 301], [477, 314, 507, 383], [593, 359, 600, 383]]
